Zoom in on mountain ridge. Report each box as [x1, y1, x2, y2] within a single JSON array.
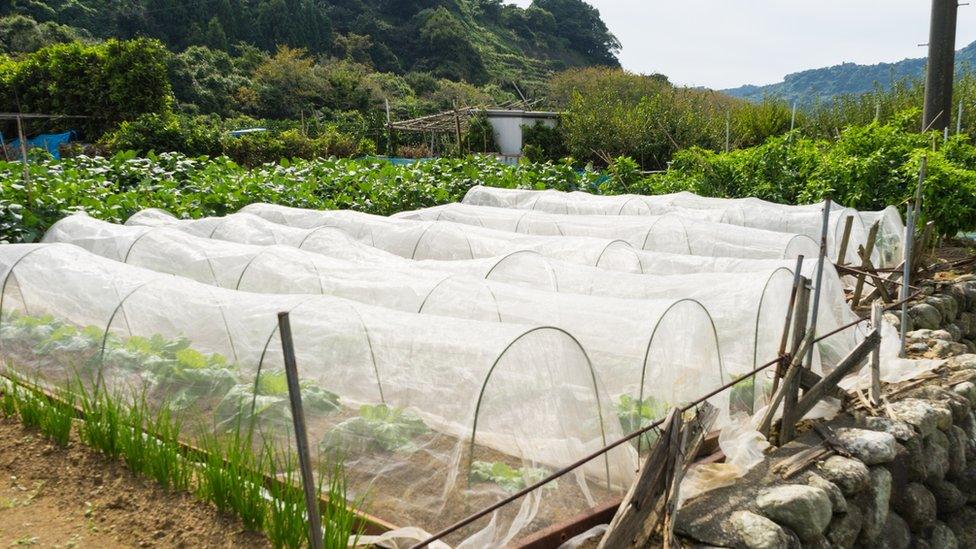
[[723, 40, 976, 104]]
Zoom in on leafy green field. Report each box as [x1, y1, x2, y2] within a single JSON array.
[[2, 114, 975, 244]]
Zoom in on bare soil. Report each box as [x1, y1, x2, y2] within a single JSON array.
[[0, 417, 269, 548]]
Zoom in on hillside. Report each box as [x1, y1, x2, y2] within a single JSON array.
[[724, 39, 976, 104], [0, 0, 619, 88]]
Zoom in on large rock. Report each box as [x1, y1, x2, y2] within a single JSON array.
[[956, 468, 976, 504], [877, 512, 911, 549], [727, 510, 795, 549], [888, 399, 940, 436], [902, 436, 928, 483], [825, 506, 861, 549], [925, 432, 950, 482], [928, 521, 959, 549], [928, 478, 967, 515], [818, 456, 870, 495], [946, 354, 976, 370], [958, 312, 976, 338], [945, 506, 976, 548], [833, 428, 896, 465], [857, 467, 892, 545], [755, 485, 832, 541], [952, 381, 976, 407], [911, 303, 942, 330], [805, 473, 845, 514], [864, 416, 917, 442], [947, 425, 967, 478], [931, 340, 969, 358], [893, 482, 936, 532]]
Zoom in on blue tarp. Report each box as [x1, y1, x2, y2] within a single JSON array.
[[4, 131, 75, 160]]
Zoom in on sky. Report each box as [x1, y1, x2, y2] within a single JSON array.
[[507, 1, 976, 89]]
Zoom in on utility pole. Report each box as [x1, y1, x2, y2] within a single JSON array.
[[922, 0, 958, 133]]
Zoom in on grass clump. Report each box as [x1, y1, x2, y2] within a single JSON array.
[[195, 433, 267, 531], [0, 378, 74, 447]]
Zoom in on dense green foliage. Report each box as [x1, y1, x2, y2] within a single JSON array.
[[636, 115, 976, 237], [99, 113, 373, 165], [550, 67, 976, 171], [724, 40, 976, 105], [2, 114, 974, 244], [0, 38, 173, 135], [0, 0, 620, 87]]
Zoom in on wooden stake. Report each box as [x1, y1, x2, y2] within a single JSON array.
[[771, 256, 805, 397], [792, 330, 880, 421], [870, 301, 883, 407], [836, 215, 854, 265], [760, 279, 811, 439], [850, 220, 881, 307], [278, 312, 324, 549], [16, 114, 31, 204]]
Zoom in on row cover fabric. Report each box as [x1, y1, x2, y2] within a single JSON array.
[[0, 242, 633, 545], [120, 210, 864, 403], [43, 215, 730, 415], [392, 203, 820, 261], [126, 208, 829, 280], [461, 186, 904, 267], [244, 202, 819, 262]]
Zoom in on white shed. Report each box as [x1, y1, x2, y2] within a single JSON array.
[[485, 109, 559, 158]]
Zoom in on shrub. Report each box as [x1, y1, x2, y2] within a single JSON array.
[[100, 113, 223, 157]]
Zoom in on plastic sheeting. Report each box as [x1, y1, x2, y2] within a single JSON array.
[[461, 186, 903, 268], [0, 243, 635, 544]]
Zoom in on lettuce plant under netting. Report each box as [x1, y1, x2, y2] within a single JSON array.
[[44, 215, 730, 418], [0, 243, 638, 544], [122, 209, 863, 387], [393, 203, 820, 260], [461, 186, 901, 267]]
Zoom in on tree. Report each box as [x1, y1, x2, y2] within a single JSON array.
[[0, 14, 84, 55], [1, 38, 172, 137], [532, 0, 620, 66], [413, 7, 487, 84], [248, 45, 328, 119]]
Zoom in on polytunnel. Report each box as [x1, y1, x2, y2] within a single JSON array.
[[0, 243, 637, 545], [45, 215, 730, 418], [394, 203, 820, 260], [235, 204, 650, 273], [123, 209, 863, 388], [242, 202, 818, 262], [126, 209, 840, 281], [461, 186, 899, 268]]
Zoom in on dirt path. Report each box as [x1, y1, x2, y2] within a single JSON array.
[[0, 417, 269, 548]]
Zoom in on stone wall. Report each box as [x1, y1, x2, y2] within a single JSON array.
[[895, 275, 976, 358], [721, 356, 976, 548]]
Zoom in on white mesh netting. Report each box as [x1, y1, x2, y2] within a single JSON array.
[[2, 185, 912, 546], [0, 242, 636, 545], [462, 186, 904, 268]]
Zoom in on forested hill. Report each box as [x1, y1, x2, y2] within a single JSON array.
[[724, 40, 976, 105], [0, 0, 619, 86]]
